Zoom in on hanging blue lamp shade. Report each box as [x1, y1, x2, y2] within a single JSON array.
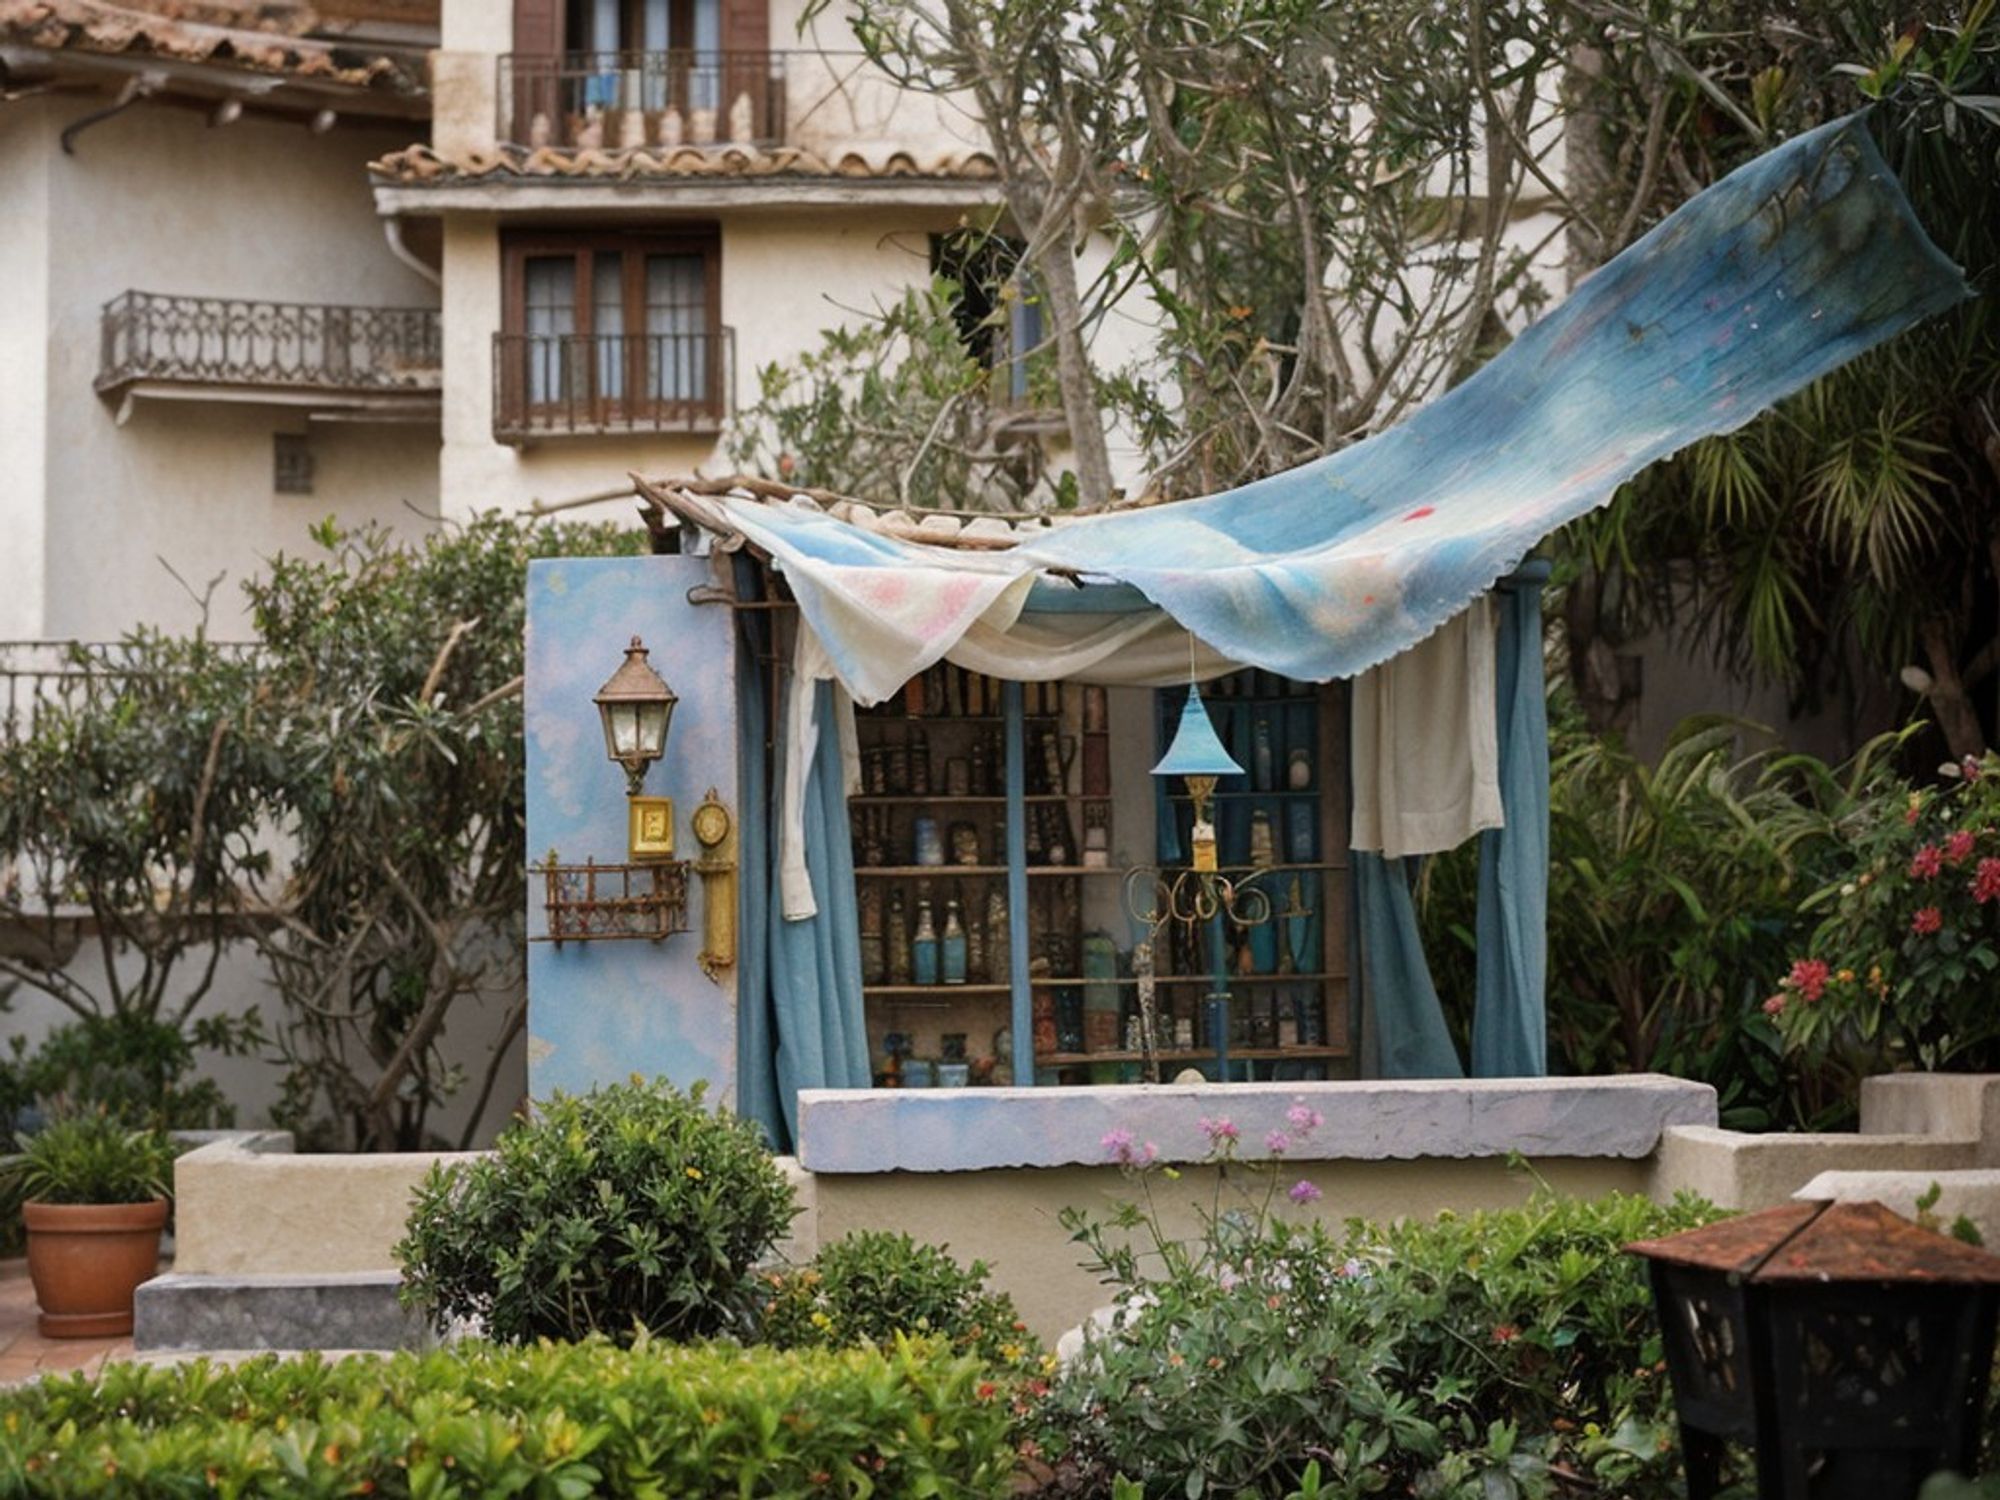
[[1153, 684, 1244, 780], [1154, 683, 1241, 873]]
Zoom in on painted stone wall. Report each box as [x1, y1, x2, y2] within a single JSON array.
[[524, 554, 741, 1101]]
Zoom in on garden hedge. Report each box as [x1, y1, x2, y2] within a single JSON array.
[[0, 1335, 1016, 1498]]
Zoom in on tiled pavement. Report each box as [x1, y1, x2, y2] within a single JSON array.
[[0, 1257, 139, 1387]]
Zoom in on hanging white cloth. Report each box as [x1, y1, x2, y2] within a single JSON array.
[[779, 627, 859, 920], [1347, 601, 1502, 859]]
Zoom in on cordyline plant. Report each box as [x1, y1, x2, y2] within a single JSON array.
[[1769, 749, 2000, 1074]]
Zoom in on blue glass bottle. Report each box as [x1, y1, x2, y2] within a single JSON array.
[[941, 898, 968, 985], [912, 899, 940, 986]]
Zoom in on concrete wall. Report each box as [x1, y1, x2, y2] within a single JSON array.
[[27, 100, 439, 640], [0, 99, 55, 641]]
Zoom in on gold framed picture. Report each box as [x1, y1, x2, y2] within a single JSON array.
[[627, 795, 676, 861]]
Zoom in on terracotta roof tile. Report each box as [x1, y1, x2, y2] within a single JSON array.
[[0, 0, 426, 92], [368, 140, 1000, 185]]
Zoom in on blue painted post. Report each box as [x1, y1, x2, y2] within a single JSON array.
[[1207, 906, 1231, 1082], [1004, 681, 1034, 1085]]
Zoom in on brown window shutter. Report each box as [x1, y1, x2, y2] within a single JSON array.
[[720, 0, 767, 56], [513, 0, 559, 55]]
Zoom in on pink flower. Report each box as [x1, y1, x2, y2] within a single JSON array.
[[1945, 830, 1978, 866], [1762, 994, 1787, 1017], [1285, 1101, 1324, 1136], [1265, 1130, 1291, 1156], [1912, 906, 1943, 936], [1975, 858, 2000, 905], [1965, 756, 1984, 783], [1287, 1179, 1322, 1206], [1199, 1116, 1239, 1144], [1786, 958, 1830, 1003], [1910, 844, 1944, 879], [1102, 1128, 1159, 1167]]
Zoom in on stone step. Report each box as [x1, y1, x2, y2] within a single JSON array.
[[134, 1272, 431, 1353]]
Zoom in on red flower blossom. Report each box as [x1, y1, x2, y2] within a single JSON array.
[[1944, 830, 1978, 866], [1912, 906, 1943, 936], [1786, 958, 1830, 1002], [1491, 1324, 1520, 1344], [1976, 858, 2000, 905], [1910, 844, 1944, 879], [1762, 994, 1787, 1017]]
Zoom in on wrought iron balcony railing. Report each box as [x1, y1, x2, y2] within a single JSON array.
[[492, 329, 733, 441], [498, 50, 785, 150], [97, 292, 442, 399]]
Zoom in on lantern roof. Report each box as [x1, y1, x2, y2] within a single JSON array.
[[1152, 684, 1245, 780], [1627, 1199, 2000, 1286], [593, 637, 675, 706]]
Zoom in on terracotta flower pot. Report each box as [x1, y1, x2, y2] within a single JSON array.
[[22, 1198, 169, 1338]]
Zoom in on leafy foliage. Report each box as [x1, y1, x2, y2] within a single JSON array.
[[0, 634, 272, 1029], [760, 1229, 1042, 1370], [0, 513, 642, 1151], [0, 1335, 1018, 1498], [1558, 3, 2000, 748], [395, 1077, 797, 1345], [245, 514, 641, 1151], [1422, 706, 1888, 1128], [1769, 749, 2000, 1074], [728, 276, 1062, 513], [1034, 1134, 1726, 1499], [7, 1110, 175, 1205], [7, 1013, 248, 1134]]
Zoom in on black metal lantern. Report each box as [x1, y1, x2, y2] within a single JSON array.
[[1628, 1199, 2000, 1500], [593, 636, 677, 796]]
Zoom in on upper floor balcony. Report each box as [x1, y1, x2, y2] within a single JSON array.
[[492, 328, 734, 443], [96, 291, 442, 424], [499, 49, 786, 151]]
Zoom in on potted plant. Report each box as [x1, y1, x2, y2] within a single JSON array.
[[8, 1112, 175, 1337]]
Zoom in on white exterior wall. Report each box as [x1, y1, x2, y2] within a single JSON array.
[[0, 100, 56, 639], [31, 102, 440, 639]]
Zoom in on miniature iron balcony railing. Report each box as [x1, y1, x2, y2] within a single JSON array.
[[97, 292, 442, 401], [492, 328, 733, 441], [498, 50, 786, 150]]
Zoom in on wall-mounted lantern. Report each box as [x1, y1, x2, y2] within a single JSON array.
[[1627, 1198, 2000, 1500], [594, 635, 678, 860]]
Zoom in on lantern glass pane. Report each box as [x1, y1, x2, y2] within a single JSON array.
[[635, 699, 669, 758], [607, 703, 643, 757]]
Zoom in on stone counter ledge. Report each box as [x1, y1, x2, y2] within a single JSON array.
[[795, 1075, 1718, 1175]]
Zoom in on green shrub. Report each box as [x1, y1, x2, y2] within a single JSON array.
[[761, 1229, 1042, 1369], [0, 1335, 1017, 1498], [396, 1076, 796, 1345], [7, 1111, 175, 1205], [11, 1013, 251, 1132], [1035, 1149, 1726, 1498]]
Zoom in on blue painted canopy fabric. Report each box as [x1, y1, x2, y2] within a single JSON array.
[[702, 114, 1966, 702]]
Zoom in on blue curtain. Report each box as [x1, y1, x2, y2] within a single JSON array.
[[1354, 570, 1550, 1078], [733, 561, 784, 1145], [1471, 564, 1551, 1077], [733, 565, 870, 1149], [766, 677, 871, 1143], [1354, 853, 1466, 1078]]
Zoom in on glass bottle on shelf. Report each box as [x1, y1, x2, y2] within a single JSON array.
[[910, 727, 931, 796], [886, 890, 911, 985], [985, 889, 1009, 982], [941, 898, 967, 985], [912, 898, 940, 986]]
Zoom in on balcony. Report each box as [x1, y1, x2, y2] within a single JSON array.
[[499, 50, 785, 150], [96, 292, 442, 423], [492, 329, 733, 443]]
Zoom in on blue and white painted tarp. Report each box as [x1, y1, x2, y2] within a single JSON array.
[[673, 114, 1967, 704]]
